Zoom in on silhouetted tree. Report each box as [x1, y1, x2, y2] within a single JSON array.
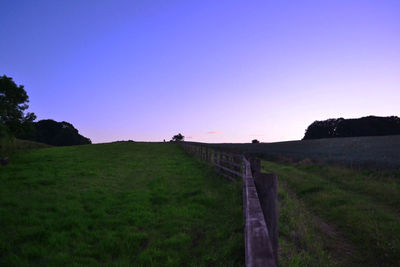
[[303, 116, 400, 139], [0, 75, 36, 137], [334, 116, 400, 137], [33, 119, 91, 146], [172, 133, 184, 142], [303, 118, 343, 139], [252, 139, 260, 143]]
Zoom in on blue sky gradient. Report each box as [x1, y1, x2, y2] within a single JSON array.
[[1, 0, 399, 143]]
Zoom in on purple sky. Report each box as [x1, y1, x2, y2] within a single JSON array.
[[1, 0, 399, 143]]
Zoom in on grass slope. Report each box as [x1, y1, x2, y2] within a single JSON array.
[[263, 161, 400, 267], [13, 139, 51, 150], [1, 138, 50, 158], [0, 142, 243, 266]]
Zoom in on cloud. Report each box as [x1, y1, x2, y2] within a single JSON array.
[[207, 131, 223, 135]]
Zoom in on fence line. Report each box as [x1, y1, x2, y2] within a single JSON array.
[[180, 142, 278, 267]]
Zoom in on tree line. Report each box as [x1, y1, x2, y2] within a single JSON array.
[[0, 75, 91, 148], [303, 116, 400, 140]]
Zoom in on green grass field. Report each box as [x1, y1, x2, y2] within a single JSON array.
[[4, 141, 398, 266], [0, 142, 243, 266], [263, 161, 400, 267]]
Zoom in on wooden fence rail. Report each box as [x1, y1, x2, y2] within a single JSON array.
[[180, 142, 278, 267]]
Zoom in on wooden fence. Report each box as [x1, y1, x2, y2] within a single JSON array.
[[181, 142, 278, 267]]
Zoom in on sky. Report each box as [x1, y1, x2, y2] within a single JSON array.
[[1, 0, 399, 143]]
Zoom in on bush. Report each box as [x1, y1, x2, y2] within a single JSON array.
[[172, 133, 184, 142], [0, 127, 16, 157], [33, 120, 91, 146]]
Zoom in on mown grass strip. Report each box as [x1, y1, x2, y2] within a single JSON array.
[[262, 161, 400, 267], [295, 164, 400, 213], [277, 181, 336, 267]]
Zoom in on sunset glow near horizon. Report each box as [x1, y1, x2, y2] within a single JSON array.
[[1, 0, 399, 143]]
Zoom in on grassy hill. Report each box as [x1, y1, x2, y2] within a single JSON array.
[[0, 142, 243, 266]]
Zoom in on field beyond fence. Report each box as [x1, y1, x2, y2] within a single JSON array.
[[208, 135, 400, 170]]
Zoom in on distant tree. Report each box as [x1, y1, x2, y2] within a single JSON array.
[[303, 116, 400, 140], [252, 139, 260, 144], [33, 119, 91, 146], [172, 133, 184, 142], [0, 75, 36, 137], [334, 116, 400, 137]]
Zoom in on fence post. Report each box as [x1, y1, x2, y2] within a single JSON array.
[[249, 157, 261, 175], [253, 172, 278, 266]]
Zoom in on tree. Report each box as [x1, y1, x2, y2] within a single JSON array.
[[0, 75, 36, 137], [303, 116, 400, 139], [33, 119, 91, 146], [252, 139, 260, 144], [172, 133, 184, 142], [303, 118, 343, 140]]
